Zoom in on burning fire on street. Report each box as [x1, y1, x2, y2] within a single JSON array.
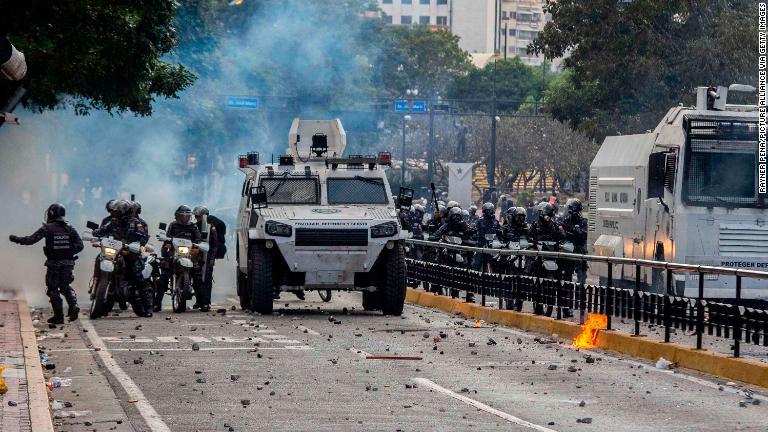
[[572, 313, 608, 349]]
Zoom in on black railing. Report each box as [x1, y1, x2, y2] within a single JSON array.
[[405, 239, 768, 358]]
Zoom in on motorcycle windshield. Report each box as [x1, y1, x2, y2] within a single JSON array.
[[102, 238, 123, 250], [172, 238, 193, 248]]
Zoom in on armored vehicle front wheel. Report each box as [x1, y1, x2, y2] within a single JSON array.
[[248, 243, 274, 315], [380, 242, 406, 316]]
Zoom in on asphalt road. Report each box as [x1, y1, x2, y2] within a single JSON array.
[[36, 291, 768, 432]]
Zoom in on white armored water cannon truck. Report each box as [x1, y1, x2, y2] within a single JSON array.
[[589, 84, 766, 299], [235, 118, 411, 314]]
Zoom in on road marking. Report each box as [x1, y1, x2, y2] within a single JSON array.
[[272, 339, 303, 344], [80, 317, 171, 432], [187, 336, 211, 343], [349, 347, 373, 359], [211, 336, 250, 343], [101, 336, 154, 343], [296, 325, 320, 335], [155, 337, 179, 343], [413, 378, 558, 432]]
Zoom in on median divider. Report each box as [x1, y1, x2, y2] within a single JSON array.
[[405, 288, 768, 388]]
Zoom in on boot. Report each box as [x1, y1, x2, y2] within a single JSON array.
[[48, 304, 65, 324], [67, 305, 80, 322]]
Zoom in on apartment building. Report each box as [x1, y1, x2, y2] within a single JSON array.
[[377, 0, 555, 68]]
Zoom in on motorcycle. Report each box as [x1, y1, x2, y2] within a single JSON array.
[[529, 239, 575, 317], [157, 223, 209, 313], [84, 221, 151, 319]]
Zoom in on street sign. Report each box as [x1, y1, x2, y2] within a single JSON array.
[[394, 100, 409, 112], [411, 100, 427, 113], [225, 96, 260, 110]]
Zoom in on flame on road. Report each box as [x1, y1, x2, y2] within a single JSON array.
[[572, 313, 608, 349]]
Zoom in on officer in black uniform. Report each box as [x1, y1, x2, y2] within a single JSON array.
[[154, 205, 202, 310], [95, 200, 153, 317], [529, 202, 571, 317], [559, 198, 588, 285], [10, 204, 84, 324], [499, 207, 529, 242], [101, 199, 118, 228], [192, 205, 217, 312]]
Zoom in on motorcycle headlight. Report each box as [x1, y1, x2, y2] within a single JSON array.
[[104, 247, 117, 257], [265, 220, 292, 237], [177, 246, 190, 255], [371, 221, 398, 238]]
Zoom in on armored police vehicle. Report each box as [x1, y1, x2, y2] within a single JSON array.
[[589, 85, 765, 299], [235, 118, 408, 314]]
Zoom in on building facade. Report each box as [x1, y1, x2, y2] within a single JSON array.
[[377, 0, 554, 68]]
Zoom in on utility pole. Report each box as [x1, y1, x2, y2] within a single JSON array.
[[504, 22, 508, 59], [427, 101, 435, 183], [489, 101, 497, 188], [401, 114, 411, 186]]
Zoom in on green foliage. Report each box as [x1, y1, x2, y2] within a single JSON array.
[[530, 0, 758, 138], [0, 0, 196, 115], [449, 57, 549, 111], [376, 26, 472, 98]]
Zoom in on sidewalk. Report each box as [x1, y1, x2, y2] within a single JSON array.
[[0, 294, 54, 432]]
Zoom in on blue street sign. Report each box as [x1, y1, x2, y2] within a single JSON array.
[[394, 100, 409, 112], [225, 96, 260, 109], [411, 100, 427, 112]]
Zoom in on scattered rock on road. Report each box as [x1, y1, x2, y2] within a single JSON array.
[[192, 343, 200, 351], [577, 417, 593, 424]]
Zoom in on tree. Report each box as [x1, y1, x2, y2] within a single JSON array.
[[0, 0, 196, 115], [530, 0, 758, 138], [448, 57, 547, 112], [376, 26, 472, 98]]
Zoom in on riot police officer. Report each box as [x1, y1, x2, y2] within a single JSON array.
[[192, 205, 217, 312], [529, 202, 563, 244], [468, 204, 479, 224], [9, 204, 84, 324], [430, 207, 473, 242], [154, 205, 202, 311], [499, 207, 529, 242], [559, 198, 588, 284], [101, 199, 118, 228], [472, 203, 501, 302], [95, 200, 153, 317]]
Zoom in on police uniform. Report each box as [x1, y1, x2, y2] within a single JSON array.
[[11, 219, 83, 321], [155, 221, 202, 308], [559, 212, 588, 284]]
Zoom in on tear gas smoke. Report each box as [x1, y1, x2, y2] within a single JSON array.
[[0, 0, 381, 306]]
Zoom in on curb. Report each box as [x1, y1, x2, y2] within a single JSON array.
[[17, 300, 55, 432], [405, 288, 768, 388]]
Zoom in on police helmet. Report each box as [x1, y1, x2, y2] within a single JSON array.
[[46, 203, 66, 223], [462, 209, 470, 220], [175, 205, 193, 225], [192, 205, 209, 218], [482, 202, 495, 218], [537, 202, 556, 221], [566, 198, 583, 214], [105, 199, 116, 212], [132, 201, 142, 216], [469, 204, 478, 214], [446, 200, 459, 209], [507, 207, 527, 226], [114, 200, 132, 217], [413, 204, 425, 216], [448, 206, 463, 224]]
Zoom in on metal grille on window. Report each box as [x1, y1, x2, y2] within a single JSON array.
[[327, 178, 388, 205], [260, 177, 319, 204]]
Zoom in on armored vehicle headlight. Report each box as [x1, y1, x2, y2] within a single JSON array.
[[371, 221, 398, 238], [265, 220, 292, 237]]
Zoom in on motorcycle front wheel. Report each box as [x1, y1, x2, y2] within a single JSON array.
[[89, 275, 111, 319], [318, 290, 332, 302], [172, 271, 190, 313]]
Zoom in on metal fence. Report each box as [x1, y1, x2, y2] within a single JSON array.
[[405, 239, 768, 358]]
